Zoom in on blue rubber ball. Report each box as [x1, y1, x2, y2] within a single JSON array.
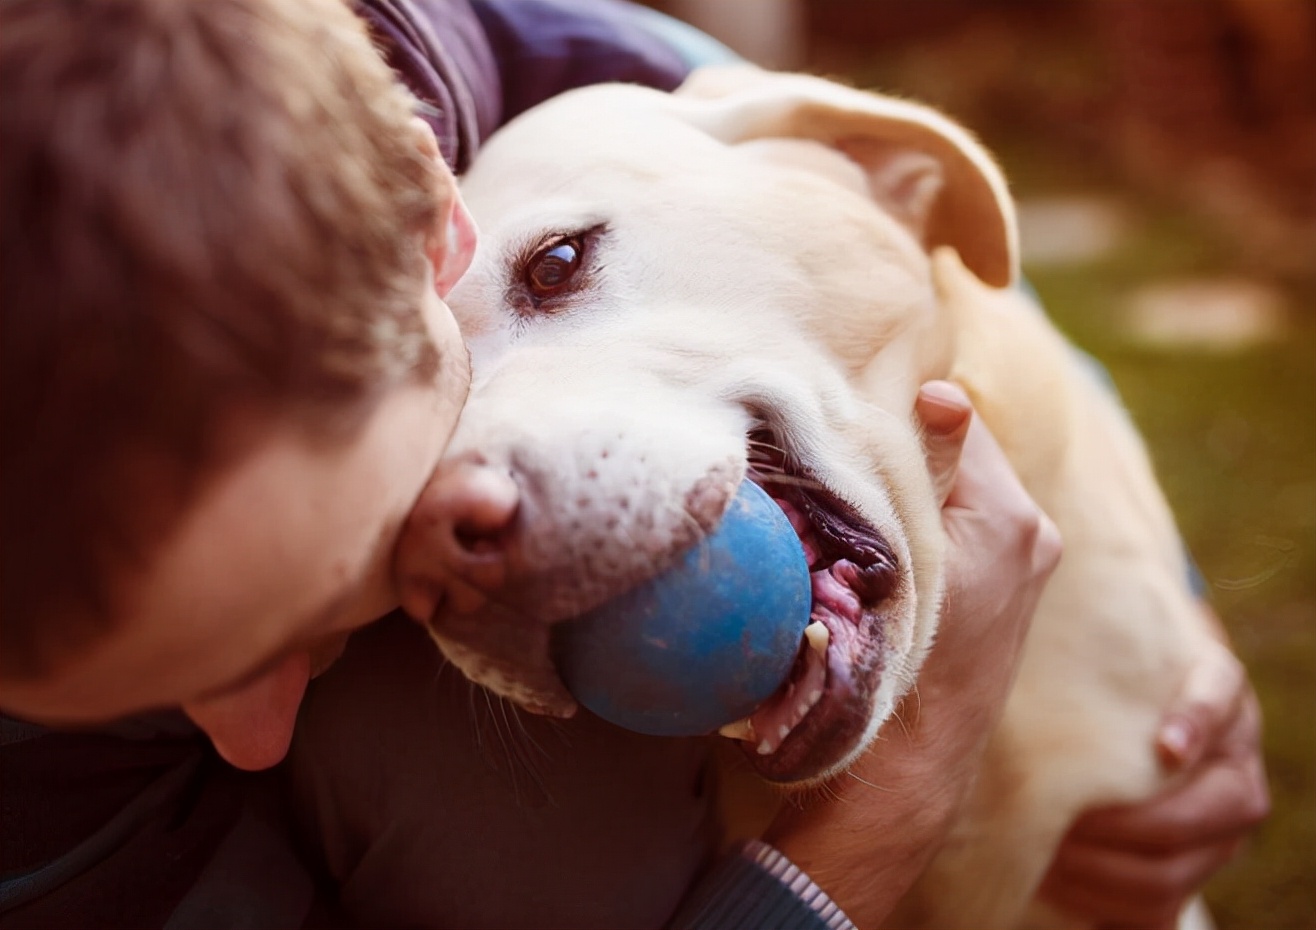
[[557, 480, 812, 736]]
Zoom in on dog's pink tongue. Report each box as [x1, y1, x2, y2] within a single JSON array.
[[183, 652, 311, 771]]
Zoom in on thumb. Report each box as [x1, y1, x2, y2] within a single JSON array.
[[1157, 636, 1246, 771], [916, 381, 973, 505]]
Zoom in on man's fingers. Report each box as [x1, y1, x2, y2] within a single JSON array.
[[1039, 836, 1231, 929], [1156, 637, 1246, 770], [916, 380, 972, 505], [1066, 732, 1269, 849], [916, 387, 1061, 708], [936, 403, 1062, 581]]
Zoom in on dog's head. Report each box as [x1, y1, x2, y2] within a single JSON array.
[[397, 67, 1017, 784]]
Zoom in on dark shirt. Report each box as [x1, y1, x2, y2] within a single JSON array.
[[1, 716, 333, 928], [357, 0, 688, 174]]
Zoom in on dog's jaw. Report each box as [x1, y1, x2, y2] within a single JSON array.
[[413, 362, 937, 782]]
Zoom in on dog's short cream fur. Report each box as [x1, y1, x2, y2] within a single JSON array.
[[427, 66, 1217, 928]]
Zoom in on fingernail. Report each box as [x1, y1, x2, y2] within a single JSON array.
[[917, 381, 971, 434]]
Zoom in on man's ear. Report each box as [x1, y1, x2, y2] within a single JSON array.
[[410, 117, 478, 297], [675, 66, 1017, 288]]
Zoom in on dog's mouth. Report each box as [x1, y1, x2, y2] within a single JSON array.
[[721, 428, 901, 783]]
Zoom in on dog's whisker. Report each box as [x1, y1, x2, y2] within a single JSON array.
[[905, 686, 923, 729], [890, 703, 913, 740], [541, 713, 575, 748], [814, 780, 845, 804], [746, 444, 788, 462], [484, 689, 526, 805], [498, 696, 555, 806], [507, 702, 551, 760], [745, 467, 788, 486], [749, 472, 827, 493], [464, 679, 485, 750], [747, 439, 790, 458], [846, 770, 895, 793], [502, 700, 545, 770]]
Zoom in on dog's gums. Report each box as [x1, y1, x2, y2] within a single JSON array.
[[721, 432, 900, 782]]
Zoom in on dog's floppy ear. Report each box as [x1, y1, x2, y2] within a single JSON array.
[[677, 66, 1018, 288]]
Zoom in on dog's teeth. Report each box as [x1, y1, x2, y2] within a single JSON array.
[[778, 724, 790, 740], [718, 718, 756, 741], [794, 686, 825, 723], [757, 739, 774, 755], [804, 621, 829, 654]]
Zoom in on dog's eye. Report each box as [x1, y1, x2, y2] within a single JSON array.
[[525, 237, 583, 298]]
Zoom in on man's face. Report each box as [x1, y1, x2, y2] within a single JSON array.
[[1, 253, 473, 769]]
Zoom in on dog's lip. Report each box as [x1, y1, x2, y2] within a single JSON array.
[[742, 605, 886, 782], [739, 434, 899, 783], [736, 559, 890, 781]]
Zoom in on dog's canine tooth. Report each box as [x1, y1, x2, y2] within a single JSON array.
[[718, 718, 756, 741], [757, 739, 774, 755], [804, 620, 829, 654]]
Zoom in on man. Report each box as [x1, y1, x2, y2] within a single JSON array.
[[0, 1, 1265, 927]]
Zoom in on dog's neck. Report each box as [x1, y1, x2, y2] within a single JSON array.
[[936, 254, 1079, 509]]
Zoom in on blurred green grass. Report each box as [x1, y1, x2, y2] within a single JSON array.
[[1014, 175, 1316, 926]]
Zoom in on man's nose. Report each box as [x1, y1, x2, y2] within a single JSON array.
[[396, 453, 520, 624]]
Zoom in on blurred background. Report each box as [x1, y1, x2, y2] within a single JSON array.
[[647, 1, 1315, 926]]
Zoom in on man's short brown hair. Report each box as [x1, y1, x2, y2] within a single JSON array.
[[1, 0, 444, 676]]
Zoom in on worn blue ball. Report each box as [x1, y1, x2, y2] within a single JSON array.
[[557, 480, 812, 737]]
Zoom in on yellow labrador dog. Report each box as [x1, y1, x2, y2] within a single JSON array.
[[417, 66, 1218, 928]]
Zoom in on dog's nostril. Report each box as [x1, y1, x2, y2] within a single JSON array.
[[453, 521, 506, 555], [431, 462, 521, 560]]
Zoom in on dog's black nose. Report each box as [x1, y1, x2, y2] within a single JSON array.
[[395, 453, 520, 622]]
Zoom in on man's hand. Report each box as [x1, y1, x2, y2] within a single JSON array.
[[1040, 635, 1270, 929], [764, 381, 1062, 927]]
